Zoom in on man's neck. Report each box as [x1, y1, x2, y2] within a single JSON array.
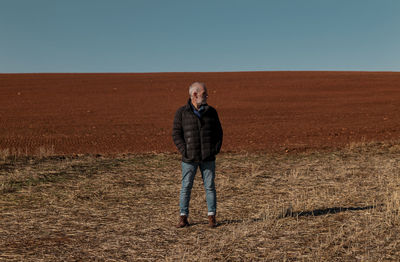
[[191, 99, 200, 110]]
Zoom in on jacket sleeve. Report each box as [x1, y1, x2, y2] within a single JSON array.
[[172, 108, 186, 155], [215, 110, 223, 154]]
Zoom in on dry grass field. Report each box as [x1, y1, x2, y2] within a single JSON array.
[[2, 72, 399, 260], [2, 141, 400, 261]]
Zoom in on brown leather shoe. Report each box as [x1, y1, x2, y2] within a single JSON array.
[[208, 215, 217, 228], [177, 215, 189, 228]]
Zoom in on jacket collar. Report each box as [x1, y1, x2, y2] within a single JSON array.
[[185, 98, 209, 112]]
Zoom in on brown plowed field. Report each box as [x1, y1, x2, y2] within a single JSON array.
[[1, 72, 399, 155]]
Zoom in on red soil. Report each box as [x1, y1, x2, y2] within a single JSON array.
[[1, 72, 400, 155]]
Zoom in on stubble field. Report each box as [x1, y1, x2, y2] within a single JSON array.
[[1, 71, 400, 261], [2, 142, 400, 260]]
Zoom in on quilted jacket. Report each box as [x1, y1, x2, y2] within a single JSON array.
[[172, 99, 223, 163]]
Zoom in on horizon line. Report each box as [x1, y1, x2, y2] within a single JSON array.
[[1, 69, 400, 75]]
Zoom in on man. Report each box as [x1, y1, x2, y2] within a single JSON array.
[[172, 82, 223, 228]]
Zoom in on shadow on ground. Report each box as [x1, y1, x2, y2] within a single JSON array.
[[215, 205, 380, 226]]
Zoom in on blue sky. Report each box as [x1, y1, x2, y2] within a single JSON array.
[[1, 0, 400, 73]]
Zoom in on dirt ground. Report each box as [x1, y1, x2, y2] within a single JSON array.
[[1, 71, 399, 155]]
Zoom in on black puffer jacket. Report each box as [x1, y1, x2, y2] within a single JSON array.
[[172, 99, 223, 163]]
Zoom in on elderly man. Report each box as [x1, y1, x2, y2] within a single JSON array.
[[172, 82, 223, 228]]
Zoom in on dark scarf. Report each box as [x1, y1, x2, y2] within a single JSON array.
[[190, 101, 206, 118]]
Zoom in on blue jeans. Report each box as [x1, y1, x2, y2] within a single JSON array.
[[179, 161, 216, 216]]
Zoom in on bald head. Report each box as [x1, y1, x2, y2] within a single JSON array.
[[189, 82, 206, 98], [189, 82, 208, 109]]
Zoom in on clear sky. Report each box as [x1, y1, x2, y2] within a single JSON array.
[[1, 0, 400, 73]]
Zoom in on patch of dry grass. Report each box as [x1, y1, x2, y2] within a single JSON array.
[[1, 142, 400, 261], [0, 145, 56, 161]]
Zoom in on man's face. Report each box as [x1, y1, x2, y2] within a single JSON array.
[[195, 86, 208, 106]]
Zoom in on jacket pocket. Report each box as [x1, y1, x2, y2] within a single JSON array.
[[179, 144, 186, 157]]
